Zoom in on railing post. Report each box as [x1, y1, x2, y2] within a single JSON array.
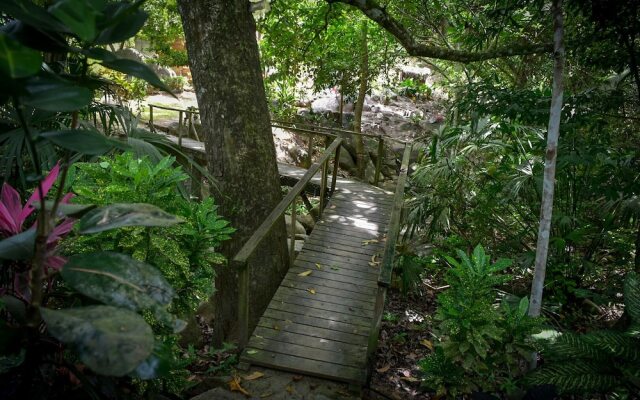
[[149, 105, 155, 132], [319, 159, 328, 217], [289, 196, 297, 264], [307, 134, 313, 168], [331, 144, 341, 195], [374, 137, 384, 186], [178, 111, 184, 147], [236, 259, 249, 348]]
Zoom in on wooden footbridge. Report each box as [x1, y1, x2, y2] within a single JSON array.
[[147, 105, 411, 387]]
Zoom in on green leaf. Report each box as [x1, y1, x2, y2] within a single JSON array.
[[0, 33, 42, 78], [0, 0, 66, 32], [517, 296, 529, 317], [94, 5, 148, 45], [0, 349, 25, 374], [33, 201, 96, 218], [49, 0, 98, 42], [61, 251, 174, 313], [22, 75, 92, 112], [101, 58, 173, 95], [0, 229, 36, 260], [42, 306, 153, 376], [40, 128, 125, 155], [132, 341, 173, 380], [78, 203, 182, 234], [625, 272, 640, 323]]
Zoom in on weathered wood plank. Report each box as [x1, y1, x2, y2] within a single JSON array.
[[263, 308, 370, 336], [273, 286, 375, 312], [280, 278, 374, 302], [259, 316, 368, 346], [291, 261, 379, 280], [251, 326, 368, 354], [247, 336, 365, 368], [297, 250, 381, 271], [241, 348, 366, 384], [267, 300, 372, 327], [271, 292, 372, 319], [300, 244, 381, 262], [283, 271, 377, 295]]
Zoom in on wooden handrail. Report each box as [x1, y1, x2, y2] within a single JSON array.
[[234, 137, 343, 346], [366, 143, 412, 378], [378, 143, 412, 286]]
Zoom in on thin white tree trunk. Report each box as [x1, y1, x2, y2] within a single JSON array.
[[529, 0, 565, 318]]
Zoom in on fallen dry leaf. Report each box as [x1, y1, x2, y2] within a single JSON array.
[[420, 339, 434, 350], [401, 376, 420, 383], [315, 263, 322, 270], [260, 392, 273, 398], [246, 349, 258, 355], [286, 385, 295, 394], [376, 365, 391, 373], [292, 375, 304, 381], [228, 376, 250, 396], [298, 270, 312, 277], [307, 288, 316, 294], [243, 371, 264, 381], [362, 239, 379, 246]]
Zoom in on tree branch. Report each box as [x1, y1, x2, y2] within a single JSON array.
[[327, 0, 553, 63]]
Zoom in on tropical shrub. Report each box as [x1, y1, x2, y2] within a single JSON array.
[[65, 153, 233, 316], [0, 0, 199, 397], [525, 272, 640, 397], [420, 245, 543, 397]]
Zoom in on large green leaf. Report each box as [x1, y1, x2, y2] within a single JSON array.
[[0, 33, 42, 78], [78, 203, 182, 234], [0, 0, 66, 32], [0, 229, 36, 260], [33, 201, 96, 218], [22, 75, 92, 112], [94, 3, 148, 45], [625, 272, 640, 323], [49, 0, 98, 42], [101, 58, 173, 95], [41, 306, 153, 376], [40, 128, 125, 155], [61, 252, 174, 312]]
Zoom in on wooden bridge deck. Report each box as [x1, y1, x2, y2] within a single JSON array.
[[240, 174, 393, 385], [161, 132, 396, 385]]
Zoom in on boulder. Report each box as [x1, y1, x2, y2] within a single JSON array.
[[338, 149, 356, 172], [298, 213, 315, 232], [311, 96, 340, 113], [151, 64, 177, 78], [284, 215, 306, 235], [286, 144, 307, 165], [364, 158, 377, 184], [115, 48, 146, 63]]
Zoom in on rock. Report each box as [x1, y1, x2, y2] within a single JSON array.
[[284, 215, 306, 235], [179, 314, 203, 348], [364, 158, 377, 184], [298, 213, 315, 232], [398, 64, 432, 82], [296, 108, 311, 118], [311, 96, 340, 113], [381, 179, 397, 192], [295, 233, 308, 240], [343, 102, 354, 113], [286, 144, 307, 165], [190, 387, 243, 400], [115, 48, 146, 63], [286, 239, 306, 254], [338, 148, 356, 171], [151, 64, 177, 78]]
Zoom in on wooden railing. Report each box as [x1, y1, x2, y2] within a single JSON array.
[[148, 103, 200, 145], [366, 143, 412, 378], [147, 104, 400, 187], [231, 137, 344, 346]]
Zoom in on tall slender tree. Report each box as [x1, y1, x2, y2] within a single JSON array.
[[176, 0, 289, 345], [529, 0, 565, 317]]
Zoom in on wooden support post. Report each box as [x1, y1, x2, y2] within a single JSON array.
[[374, 137, 384, 186], [331, 144, 341, 195], [236, 259, 249, 348], [319, 159, 328, 217], [178, 111, 184, 147], [289, 196, 297, 264], [189, 111, 200, 141], [307, 134, 313, 168], [366, 286, 387, 381], [300, 193, 317, 222], [149, 105, 155, 132]]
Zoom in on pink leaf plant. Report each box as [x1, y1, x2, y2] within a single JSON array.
[[0, 163, 75, 300]]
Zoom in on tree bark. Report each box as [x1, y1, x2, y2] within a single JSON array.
[[529, 0, 565, 318], [354, 21, 369, 179], [327, 0, 553, 63], [177, 0, 289, 345]]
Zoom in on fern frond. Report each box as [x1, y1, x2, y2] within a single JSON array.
[[546, 333, 610, 361], [525, 362, 620, 394], [584, 331, 640, 361], [624, 272, 640, 322]]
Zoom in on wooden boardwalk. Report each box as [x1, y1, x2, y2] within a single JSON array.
[[159, 130, 400, 385], [239, 174, 393, 385]]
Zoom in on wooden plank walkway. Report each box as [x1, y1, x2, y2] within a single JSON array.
[[161, 131, 395, 385], [240, 173, 393, 385]]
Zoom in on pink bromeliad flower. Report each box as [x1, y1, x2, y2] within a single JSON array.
[[0, 163, 75, 299]]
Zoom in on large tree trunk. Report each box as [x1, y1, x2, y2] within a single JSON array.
[[177, 0, 289, 345], [528, 0, 565, 318], [354, 21, 369, 179]]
